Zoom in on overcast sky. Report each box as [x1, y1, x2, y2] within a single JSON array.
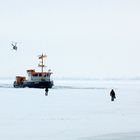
[[0, 0, 140, 78]]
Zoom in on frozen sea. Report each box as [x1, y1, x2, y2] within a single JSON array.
[[0, 78, 140, 140]]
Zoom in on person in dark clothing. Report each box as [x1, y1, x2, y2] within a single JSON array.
[[45, 88, 48, 96], [110, 89, 116, 101]]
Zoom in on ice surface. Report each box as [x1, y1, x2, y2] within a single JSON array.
[[0, 79, 140, 140]]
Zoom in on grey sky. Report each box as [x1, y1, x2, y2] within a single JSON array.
[[0, 0, 140, 78]]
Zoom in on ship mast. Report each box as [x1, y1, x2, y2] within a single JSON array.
[[38, 54, 47, 73]]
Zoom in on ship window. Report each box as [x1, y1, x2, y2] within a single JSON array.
[[44, 74, 46, 77], [39, 74, 42, 77], [33, 74, 38, 76]]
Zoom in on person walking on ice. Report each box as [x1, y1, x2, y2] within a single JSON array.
[[45, 88, 48, 96], [110, 89, 116, 101]]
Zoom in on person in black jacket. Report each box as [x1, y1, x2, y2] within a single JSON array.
[[110, 89, 116, 101], [45, 88, 48, 96]]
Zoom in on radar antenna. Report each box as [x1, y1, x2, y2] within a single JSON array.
[[38, 54, 47, 73]]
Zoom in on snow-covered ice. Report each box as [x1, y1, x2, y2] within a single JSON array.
[[0, 78, 140, 140]]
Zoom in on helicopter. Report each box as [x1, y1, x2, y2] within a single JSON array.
[[11, 42, 18, 51]]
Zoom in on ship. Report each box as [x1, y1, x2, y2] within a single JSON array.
[[13, 54, 53, 89]]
